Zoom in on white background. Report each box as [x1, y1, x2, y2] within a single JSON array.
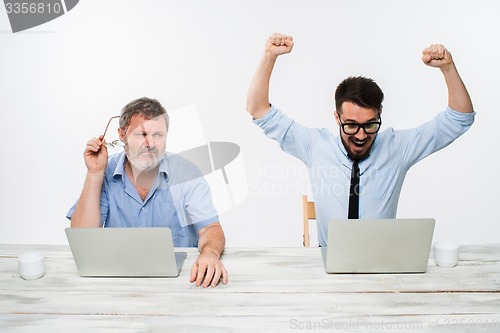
[[0, 0, 498, 246]]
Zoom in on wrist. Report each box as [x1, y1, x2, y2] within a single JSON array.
[[200, 247, 221, 259], [263, 50, 278, 62], [439, 61, 457, 75], [86, 170, 105, 180]]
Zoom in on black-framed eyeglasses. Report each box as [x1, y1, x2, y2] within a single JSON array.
[[103, 116, 125, 148], [338, 114, 382, 135]]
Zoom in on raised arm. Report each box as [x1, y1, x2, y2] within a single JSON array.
[[422, 44, 473, 113], [246, 33, 294, 120], [70, 135, 108, 228]]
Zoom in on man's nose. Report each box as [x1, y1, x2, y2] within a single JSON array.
[[144, 134, 156, 148], [354, 128, 368, 140]]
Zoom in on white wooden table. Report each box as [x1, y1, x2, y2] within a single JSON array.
[[1, 245, 499, 332]]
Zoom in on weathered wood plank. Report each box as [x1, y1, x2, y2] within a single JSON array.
[[1, 314, 500, 333], [1, 290, 500, 316], [1, 246, 499, 293], [1, 245, 499, 332]]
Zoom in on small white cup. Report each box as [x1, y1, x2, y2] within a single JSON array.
[[18, 252, 45, 280], [433, 241, 459, 268]]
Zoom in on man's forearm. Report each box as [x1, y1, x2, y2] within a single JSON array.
[[246, 54, 276, 120], [247, 33, 294, 120], [198, 223, 225, 257], [70, 172, 104, 228], [441, 63, 474, 113]]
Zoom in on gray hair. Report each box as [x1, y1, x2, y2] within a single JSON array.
[[119, 97, 170, 132]]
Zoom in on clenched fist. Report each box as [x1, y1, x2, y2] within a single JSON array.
[[422, 44, 453, 69], [265, 32, 294, 58]]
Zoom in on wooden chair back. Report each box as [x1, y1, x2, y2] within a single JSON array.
[[302, 195, 316, 247]]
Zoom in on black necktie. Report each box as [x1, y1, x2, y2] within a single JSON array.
[[348, 159, 360, 219]]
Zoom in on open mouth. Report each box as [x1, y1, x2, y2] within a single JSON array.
[[352, 138, 367, 148]]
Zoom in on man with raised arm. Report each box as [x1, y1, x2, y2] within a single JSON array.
[[246, 33, 475, 246]]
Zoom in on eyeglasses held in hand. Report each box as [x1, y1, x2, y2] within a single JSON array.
[[103, 116, 125, 148]]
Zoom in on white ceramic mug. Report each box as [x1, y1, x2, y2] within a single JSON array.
[[18, 252, 45, 280], [433, 241, 459, 268]]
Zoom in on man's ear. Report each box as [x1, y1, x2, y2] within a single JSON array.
[[334, 111, 340, 126], [118, 128, 125, 141]]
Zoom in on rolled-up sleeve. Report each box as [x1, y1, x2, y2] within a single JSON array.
[[396, 107, 476, 167], [253, 105, 316, 166], [183, 177, 219, 232]]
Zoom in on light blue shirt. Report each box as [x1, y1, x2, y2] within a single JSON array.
[[254, 106, 475, 246], [67, 152, 219, 247]]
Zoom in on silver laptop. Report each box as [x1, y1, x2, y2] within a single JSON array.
[[322, 219, 435, 273], [65, 228, 186, 277]]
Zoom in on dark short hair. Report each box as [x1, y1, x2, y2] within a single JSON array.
[[335, 76, 384, 113], [119, 97, 170, 132]]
